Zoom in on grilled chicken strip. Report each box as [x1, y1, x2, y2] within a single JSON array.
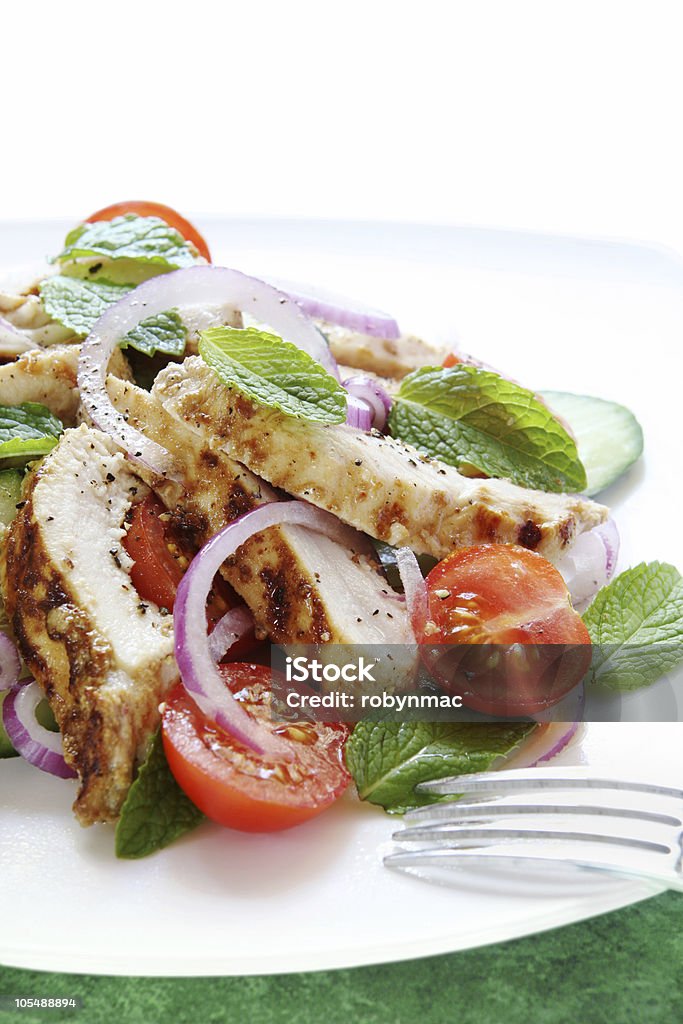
[[106, 377, 412, 646], [324, 325, 446, 380], [1, 425, 176, 824], [2, 386, 411, 825], [153, 357, 608, 562], [0, 262, 74, 348], [0, 344, 131, 423]]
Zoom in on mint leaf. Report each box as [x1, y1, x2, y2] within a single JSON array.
[[40, 276, 186, 358], [540, 391, 643, 496], [57, 215, 195, 272], [583, 562, 683, 690], [345, 720, 534, 813], [199, 325, 348, 424], [126, 310, 186, 358], [0, 403, 63, 466], [389, 365, 587, 493], [115, 729, 204, 858]]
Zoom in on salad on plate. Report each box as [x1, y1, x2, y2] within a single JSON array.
[[1, 201, 681, 860]]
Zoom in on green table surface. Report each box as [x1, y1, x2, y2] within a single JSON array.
[[1, 891, 681, 1024]]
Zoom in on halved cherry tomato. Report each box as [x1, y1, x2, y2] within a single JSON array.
[[417, 544, 592, 715], [162, 664, 350, 832], [123, 496, 184, 611], [122, 496, 258, 657], [86, 200, 212, 262]]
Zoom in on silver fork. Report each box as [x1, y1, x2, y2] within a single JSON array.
[[384, 767, 683, 892]]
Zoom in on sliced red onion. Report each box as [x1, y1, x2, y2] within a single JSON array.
[[345, 393, 373, 431], [174, 500, 365, 758], [78, 266, 339, 476], [2, 681, 76, 778], [0, 633, 21, 692], [396, 547, 427, 642], [0, 315, 40, 355], [343, 375, 392, 432], [501, 687, 585, 769], [208, 605, 254, 662], [592, 519, 620, 579], [557, 519, 620, 605], [501, 720, 581, 769], [265, 276, 400, 340]]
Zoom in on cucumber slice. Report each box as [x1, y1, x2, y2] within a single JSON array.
[[0, 468, 22, 527], [540, 391, 643, 496]]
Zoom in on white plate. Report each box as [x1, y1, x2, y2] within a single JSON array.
[[1, 218, 682, 976]]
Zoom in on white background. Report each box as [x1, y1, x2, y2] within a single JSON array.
[[2, 0, 683, 254]]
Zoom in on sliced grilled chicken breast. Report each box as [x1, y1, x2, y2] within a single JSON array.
[[152, 357, 608, 562], [1, 425, 176, 824], [0, 325, 40, 360], [0, 345, 131, 423], [107, 377, 412, 646], [324, 325, 446, 379], [0, 262, 74, 347]]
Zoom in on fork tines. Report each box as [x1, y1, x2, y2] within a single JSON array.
[[384, 768, 683, 892], [414, 766, 683, 801]]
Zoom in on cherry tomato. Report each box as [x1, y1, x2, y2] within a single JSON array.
[[123, 496, 184, 611], [86, 200, 212, 262], [417, 544, 592, 715], [122, 496, 258, 657], [162, 665, 350, 832]]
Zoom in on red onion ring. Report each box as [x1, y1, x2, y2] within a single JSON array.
[[557, 519, 620, 605], [395, 548, 427, 643], [501, 686, 585, 769], [343, 375, 392, 432], [0, 315, 40, 354], [264, 276, 400, 340], [501, 720, 581, 769], [0, 633, 21, 692], [592, 519, 620, 579], [174, 500, 366, 758], [345, 393, 373, 431], [208, 605, 254, 662], [78, 266, 339, 477], [2, 680, 76, 778]]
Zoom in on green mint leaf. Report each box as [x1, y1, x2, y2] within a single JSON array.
[[115, 729, 204, 859], [389, 365, 587, 493], [40, 276, 186, 358], [0, 403, 64, 466], [199, 325, 348, 424], [345, 720, 534, 814], [125, 310, 186, 358], [58, 215, 195, 273], [540, 391, 643, 496], [583, 562, 683, 690]]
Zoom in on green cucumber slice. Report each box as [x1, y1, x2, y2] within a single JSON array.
[[0, 468, 22, 527], [540, 391, 643, 496]]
